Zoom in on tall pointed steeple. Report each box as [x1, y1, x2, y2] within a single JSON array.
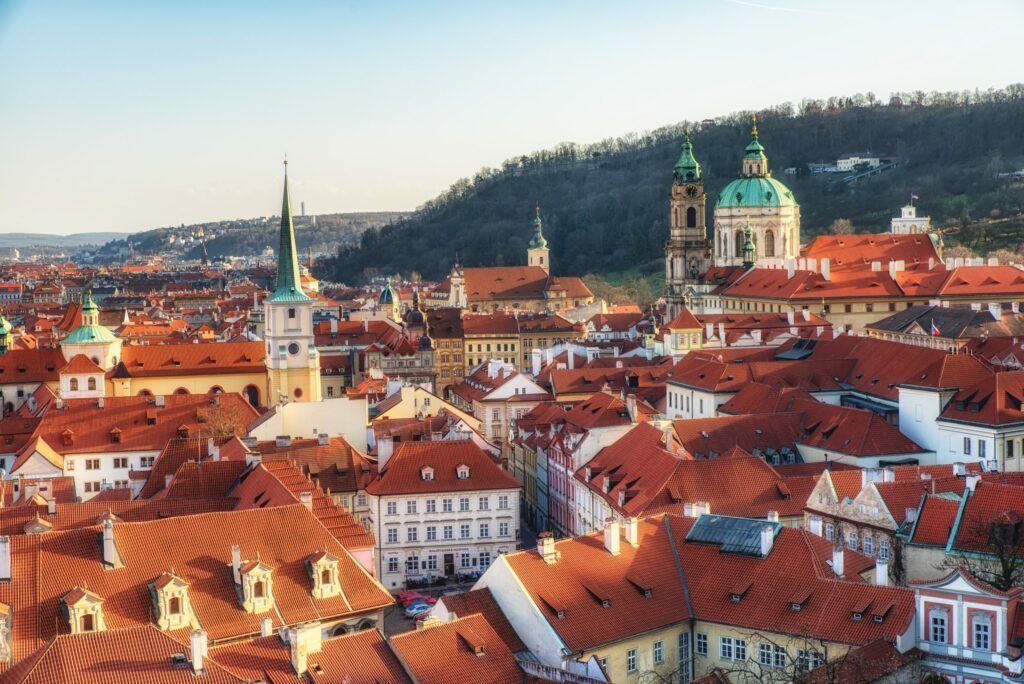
[[529, 202, 548, 249], [268, 158, 309, 301], [527, 202, 551, 274]]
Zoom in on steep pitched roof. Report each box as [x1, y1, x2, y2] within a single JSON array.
[[436, 588, 526, 653], [391, 614, 525, 684], [117, 341, 264, 378], [365, 441, 519, 496]]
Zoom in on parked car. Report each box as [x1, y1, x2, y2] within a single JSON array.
[[440, 588, 464, 597], [398, 592, 433, 607], [404, 603, 432, 618]]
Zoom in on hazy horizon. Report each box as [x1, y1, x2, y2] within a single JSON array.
[[1, 0, 1021, 235]]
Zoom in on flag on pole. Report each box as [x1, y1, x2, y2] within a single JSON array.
[[931, 319, 940, 336]]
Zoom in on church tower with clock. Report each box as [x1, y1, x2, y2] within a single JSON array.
[[264, 160, 322, 405], [664, 131, 710, 320]]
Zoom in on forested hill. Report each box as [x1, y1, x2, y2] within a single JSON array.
[[324, 86, 1024, 284]]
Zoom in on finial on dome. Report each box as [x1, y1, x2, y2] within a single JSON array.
[[751, 113, 758, 138]]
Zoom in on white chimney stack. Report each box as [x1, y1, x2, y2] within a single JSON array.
[[190, 629, 207, 674], [537, 532, 557, 564], [377, 435, 395, 470], [261, 617, 274, 637], [820, 258, 830, 281], [766, 511, 779, 523], [0, 536, 10, 580], [760, 525, 774, 557], [966, 474, 981, 492], [603, 518, 621, 556], [624, 517, 639, 547], [300, 491, 313, 512], [102, 519, 117, 567], [832, 546, 844, 577], [875, 560, 889, 586], [317, 433, 329, 446], [231, 544, 242, 584]]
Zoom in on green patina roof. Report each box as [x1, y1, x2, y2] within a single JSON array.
[[64, 292, 117, 344], [529, 204, 548, 249], [716, 176, 797, 209], [266, 160, 310, 303], [379, 277, 397, 305], [673, 131, 701, 183]]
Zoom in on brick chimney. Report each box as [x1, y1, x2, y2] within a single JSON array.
[[190, 629, 207, 674], [537, 532, 557, 564], [603, 518, 621, 556]]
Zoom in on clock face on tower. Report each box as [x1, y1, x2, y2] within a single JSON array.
[[685, 185, 699, 198]]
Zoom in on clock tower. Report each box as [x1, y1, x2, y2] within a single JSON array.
[[664, 131, 710, 320]]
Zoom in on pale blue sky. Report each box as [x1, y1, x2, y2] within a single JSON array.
[[0, 0, 1019, 234]]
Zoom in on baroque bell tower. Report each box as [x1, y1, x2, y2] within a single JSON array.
[[664, 131, 709, 320]]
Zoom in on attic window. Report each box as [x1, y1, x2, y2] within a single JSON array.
[[421, 466, 434, 481], [456, 465, 470, 480], [109, 428, 122, 444]]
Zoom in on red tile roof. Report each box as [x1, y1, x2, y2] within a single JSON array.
[[390, 613, 524, 684], [909, 494, 962, 547], [115, 341, 264, 378], [436, 588, 526, 653], [0, 348, 66, 384], [252, 436, 374, 495], [941, 370, 1024, 425], [366, 441, 520, 496], [57, 354, 105, 375], [950, 480, 1024, 554], [0, 498, 235, 536]]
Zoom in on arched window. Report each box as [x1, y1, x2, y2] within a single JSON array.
[[243, 385, 260, 407], [765, 230, 776, 257], [87, 377, 96, 391], [173, 387, 189, 395], [137, 389, 153, 397], [321, 569, 331, 585], [70, 378, 79, 391], [686, 207, 697, 228], [253, 581, 265, 598], [209, 386, 224, 394], [735, 231, 745, 257]]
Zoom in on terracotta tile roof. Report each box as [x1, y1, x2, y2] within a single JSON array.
[[9, 505, 392, 655], [390, 613, 524, 684], [463, 267, 547, 301], [561, 391, 635, 430], [791, 399, 925, 457], [673, 415, 801, 458], [941, 370, 1024, 425], [587, 312, 645, 332], [0, 498, 235, 536], [802, 233, 939, 272], [436, 588, 526, 653], [159, 460, 247, 499], [517, 313, 577, 333], [137, 437, 212, 499], [548, 276, 593, 299], [0, 348, 65, 384], [13, 394, 258, 464], [908, 493, 962, 547], [57, 354, 105, 375], [664, 308, 702, 330], [116, 341, 264, 378], [253, 436, 374, 495], [366, 441, 520, 496], [798, 638, 918, 684], [1, 624, 244, 683], [211, 628, 411, 684], [717, 382, 814, 415], [950, 480, 1024, 554], [83, 487, 133, 503], [462, 313, 520, 336]]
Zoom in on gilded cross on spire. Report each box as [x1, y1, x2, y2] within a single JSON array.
[[751, 113, 759, 138]]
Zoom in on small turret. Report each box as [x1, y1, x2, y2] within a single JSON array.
[[673, 130, 701, 183], [528, 203, 551, 274], [742, 114, 769, 178]]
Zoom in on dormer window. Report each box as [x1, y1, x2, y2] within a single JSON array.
[[421, 466, 435, 482], [307, 551, 341, 599], [456, 465, 470, 480], [151, 572, 193, 631], [239, 560, 274, 614], [109, 428, 121, 444], [63, 587, 106, 634]]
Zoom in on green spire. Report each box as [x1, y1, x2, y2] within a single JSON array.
[[529, 203, 548, 249], [744, 114, 767, 162], [742, 224, 756, 270], [673, 129, 701, 182], [267, 158, 310, 302]]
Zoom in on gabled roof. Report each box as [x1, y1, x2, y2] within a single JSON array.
[[117, 341, 264, 378], [366, 441, 519, 496], [391, 613, 524, 684], [940, 370, 1024, 425], [57, 354, 106, 376], [437, 588, 526, 653]]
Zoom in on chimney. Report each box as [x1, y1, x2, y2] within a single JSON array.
[[47, 498, 56, 515], [300, 491, 313, 512], [537, 532, 557, 564], [275, 435, 292, 449], [101, 519, 118, 566], [568, 352, 574, 370], [698, 502, 711, 516], [317, 433, 329, 446], [97, 397, 104, 409], [988, 303, 1001, 320], [883, 467, 895, 483], [832, 546, 844, 577], [156, 395, 165, 407], [928, 257, 935, 270], [662, 424, 674, 451], [289, 622, 322, 676], [766, 511, 779, 523], [330, 318, 338, 334], [625, 394, 637, 422], [261, 617, 274, 637], [987, 459, 998, 473], [231, 544, 241, 584], [875, 560, 889, 586], [624, 517, 639, 547], [953, 462, 966, 477], [362, 318, 368, 332], [377, 435, 395, 470], [684, 503, 696, 517], [988, 257, 999, 267], [0, 536, 9, 580], [706, 322, 714, 339], [760, 525, 774, 557], [801, 308, 810, 321], [531, 349, 542, 377], [966, 474, 980, 493], [603, 518, 621, 556], [820, 258, 831, 281], [164, 474, 173, 489], [871, 261, 881, 272], [190, 629, 207, 674], [786, 258, 795, 279], [786, 310, 795, 325], [417, 615, 442, 631], [717, 322, 725, 342]]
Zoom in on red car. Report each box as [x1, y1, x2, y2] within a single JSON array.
[[397, 592, 436, 607]]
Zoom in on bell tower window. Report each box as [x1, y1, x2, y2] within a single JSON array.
[[686, 207, 697, 228]]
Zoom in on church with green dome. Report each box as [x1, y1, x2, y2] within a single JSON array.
[[712, 115, 801, 266]]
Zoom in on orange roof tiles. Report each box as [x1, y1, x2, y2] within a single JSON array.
[[941, 370, 1024, 425], [0, 348, 65, 384], [116, 341, 264, 378], [366, 441, 519, 496], [909, 494, 962, 547], [436, 588, 526, 653], [390, 613, 525, 684]]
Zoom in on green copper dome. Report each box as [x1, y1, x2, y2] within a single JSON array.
[[529, 204, 548, 250], [64, 292, 118, 344], [673, 131, 701, 183], [379, 277, 397, 305], [716, 177, 797, 209], [0, 314, 11, 336]]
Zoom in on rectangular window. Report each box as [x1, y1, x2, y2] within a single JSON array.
[[758, 644, 772, 666], [357, 494, 366, 506], [930, 612, 947, 643], [847, 531, 858, 551], [499, 521, 510, 537], [479, 523, 490, 538], [479, 550, 491, 569], [443, 499, 453, 513], [426, 499, 436, 513], [863, 535, 873, 555], [387, 528, 398, 543], [387, 557, 399, 573], [386, 501, 398, 515], [426, 526, 437, 541], [974, 617, 991, 650], [443, 525, 453, 540], [678, 632, 690, 675], [66, 459, 75, 471], [113, 457, 128, 469], [460, 552, 471, 568], [720, 637, 734, 661], [734, 639, 746, 661], [426, 555, 438, 571], [460, 524, 471, 539], [498, 495, 509, 509], [878, 538, 890, 561], [459, 497, 470, 512], [407, 500, 417, 514], [654, 640, 664, 664], [627, 648, 637, 673], [406, 556, 418, 573], [1008, 440, 1016, 459], [85, 458, 100, 470], [695, 633, 707, 656], [406, 527, 418, 542], [478, 496, 489, 510], [824, 523, 835, 541], [964, 437, 972, 455], [979, 440, 987, 458]]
